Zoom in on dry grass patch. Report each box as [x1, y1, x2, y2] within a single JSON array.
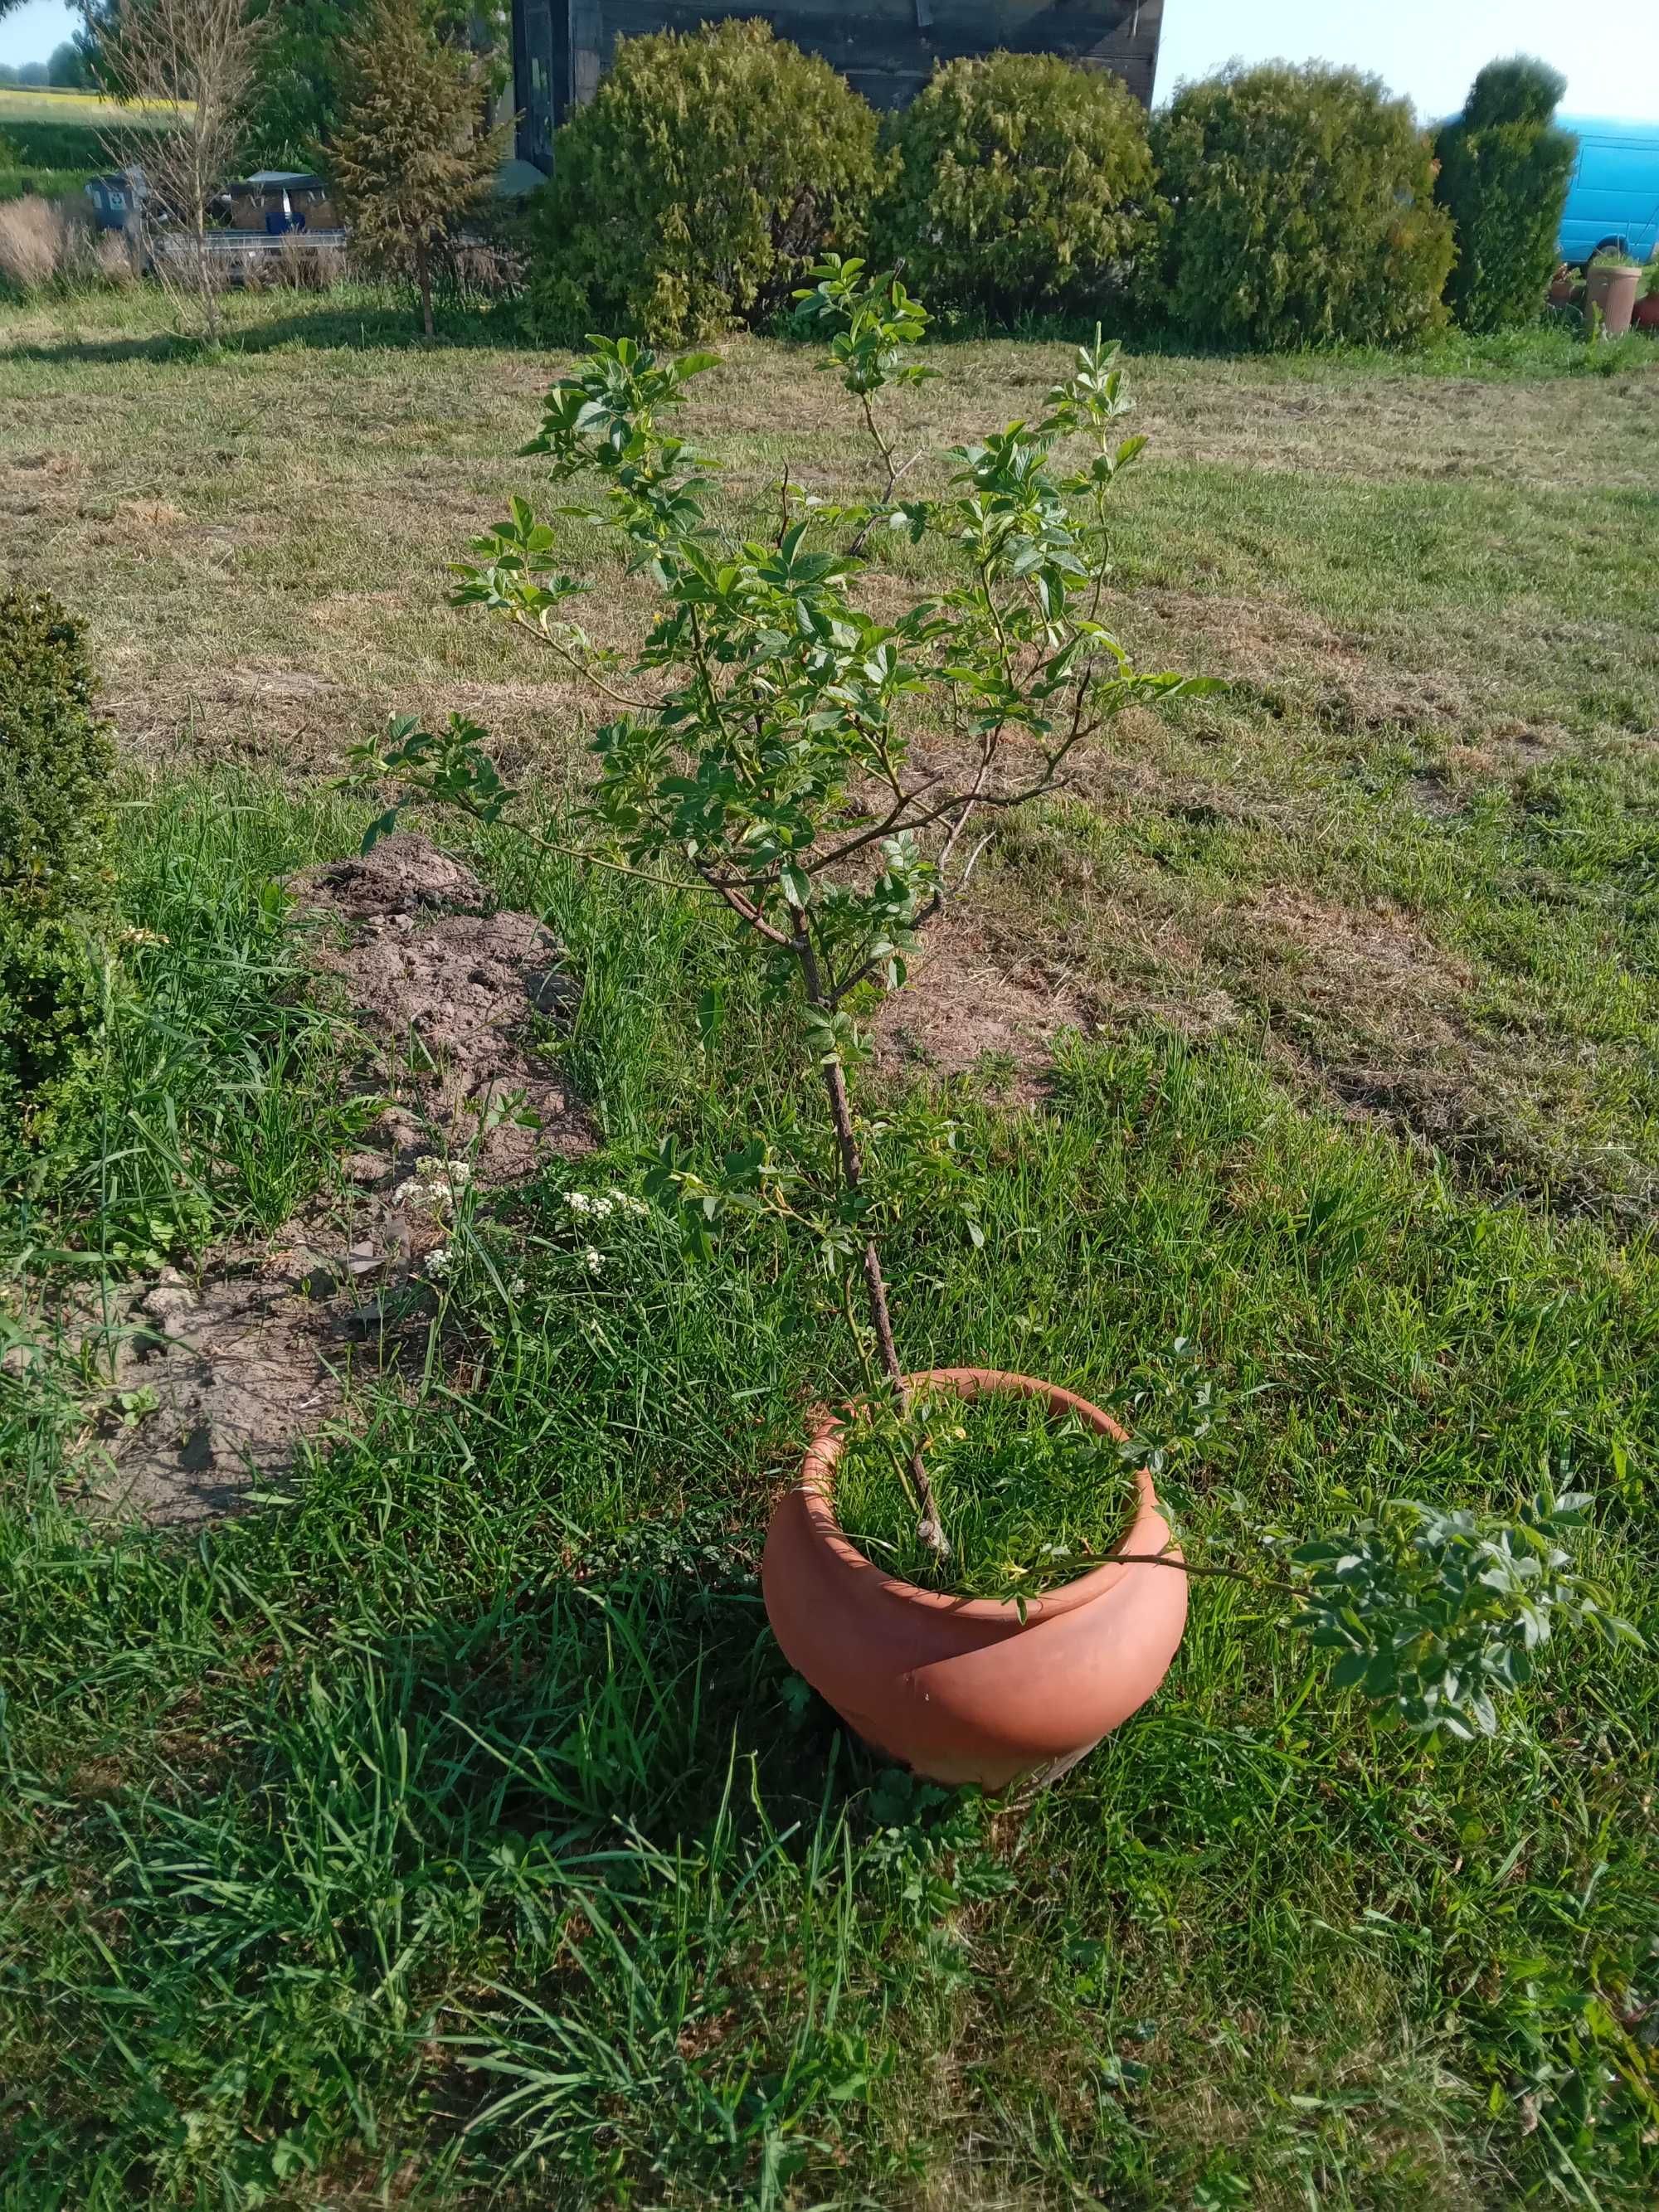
[[1226, 887, 1473, 1043]]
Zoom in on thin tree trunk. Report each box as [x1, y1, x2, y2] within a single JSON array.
[[807, 953, 951, 1558], [196, 177, 217, 343], [417, 242, 433, 338]]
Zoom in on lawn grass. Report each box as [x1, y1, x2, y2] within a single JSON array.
[[2, 287, 1658, 2206], [3, 284, 1656, 1219], [832, 1390, 1142, 1599], [2, 773, 1655, 2207]]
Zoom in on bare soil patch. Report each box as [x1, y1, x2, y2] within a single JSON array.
[[291, 833, 591, 1182], [67, 1225, 418, 1525], [28, 836, 592, 1524]]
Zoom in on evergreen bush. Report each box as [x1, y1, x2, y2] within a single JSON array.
[[0, 590, 116, 1155], [1435, 57, 1577, 330], [527, 20, 880, 345], [873, 53, 1163, 321], [1151, 63, 1455, 350], [1, 589, 114, 920], [328, 0, 508, 338]]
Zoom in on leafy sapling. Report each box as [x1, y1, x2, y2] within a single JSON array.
[[353, 262, 1210, 1558], [353, 266, 1630, 1738]]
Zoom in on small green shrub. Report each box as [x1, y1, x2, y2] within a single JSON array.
[[0, 912, 106, 1151], [527, 20, 880, 345], [0, 590, 117, 1159], [872, 52, 1163, 321], [1435, 57, 1577, 332], [328, 0, 508, 338], [1, 589, 115, 920], [1151, 62, 1455, 350]]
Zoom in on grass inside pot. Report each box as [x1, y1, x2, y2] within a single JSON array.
[[832, 1391, 1141, 1601]]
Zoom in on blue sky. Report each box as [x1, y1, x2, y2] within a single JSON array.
[[1156, 1, 1659, 122], [3, 0, 1657, 121]]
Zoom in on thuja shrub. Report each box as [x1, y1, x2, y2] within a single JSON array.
[[873, 52, 1164, 321], [527, 21, 881, 345], [0, 590, 116, 1154], [1151, 62, 1455, 350], [1435, 56, 1577, 331]]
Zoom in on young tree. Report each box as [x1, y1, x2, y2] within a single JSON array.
[[1435, 57, 1577, 330], [328, 0, 507, 338], [79, 0, 508, 172], [100, 0, 269, 343], [354, 265, 1630, 1735]]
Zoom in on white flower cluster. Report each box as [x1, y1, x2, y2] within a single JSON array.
[[584, 1246, 604, 1273], [563, 1189, 649, 1221], [394, 1156, 474, 1213]]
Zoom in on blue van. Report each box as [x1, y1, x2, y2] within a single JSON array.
[[1558, 116, 1659, 265]]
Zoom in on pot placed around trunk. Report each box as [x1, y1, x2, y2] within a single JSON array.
[[1588, 265, 1640, 338], [761, 1366, 1188, 1791]]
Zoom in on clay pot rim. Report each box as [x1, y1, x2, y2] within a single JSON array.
[[797, 1364, 1170, 1628]]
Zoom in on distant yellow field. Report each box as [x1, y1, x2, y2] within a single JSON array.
[[0, 87, 184, 124]]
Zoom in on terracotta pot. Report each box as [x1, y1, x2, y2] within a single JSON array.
[[761, 1366, 1188, 1791], [1587, 265, 1640, 338], [1547, 270, 1581, 309], [1633, 291, 1659, 333]]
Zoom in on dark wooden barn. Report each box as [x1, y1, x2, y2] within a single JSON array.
[[510, 0, 1164, 171]]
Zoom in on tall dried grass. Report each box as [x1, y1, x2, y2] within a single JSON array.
[[96, 231, 139, 285], [0, 194, 97, 291]]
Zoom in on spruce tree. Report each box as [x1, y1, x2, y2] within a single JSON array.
[[328, 0, 507, 337]]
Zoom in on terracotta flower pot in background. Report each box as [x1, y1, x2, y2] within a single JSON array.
[[1633, 290, 1659, 333], [1587, 264, 1640, 337], [761, 1367, 1189, 1791]]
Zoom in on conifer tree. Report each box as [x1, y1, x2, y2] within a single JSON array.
[[329, 0, 507, 337], [1435, 58, 1577, 331]]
